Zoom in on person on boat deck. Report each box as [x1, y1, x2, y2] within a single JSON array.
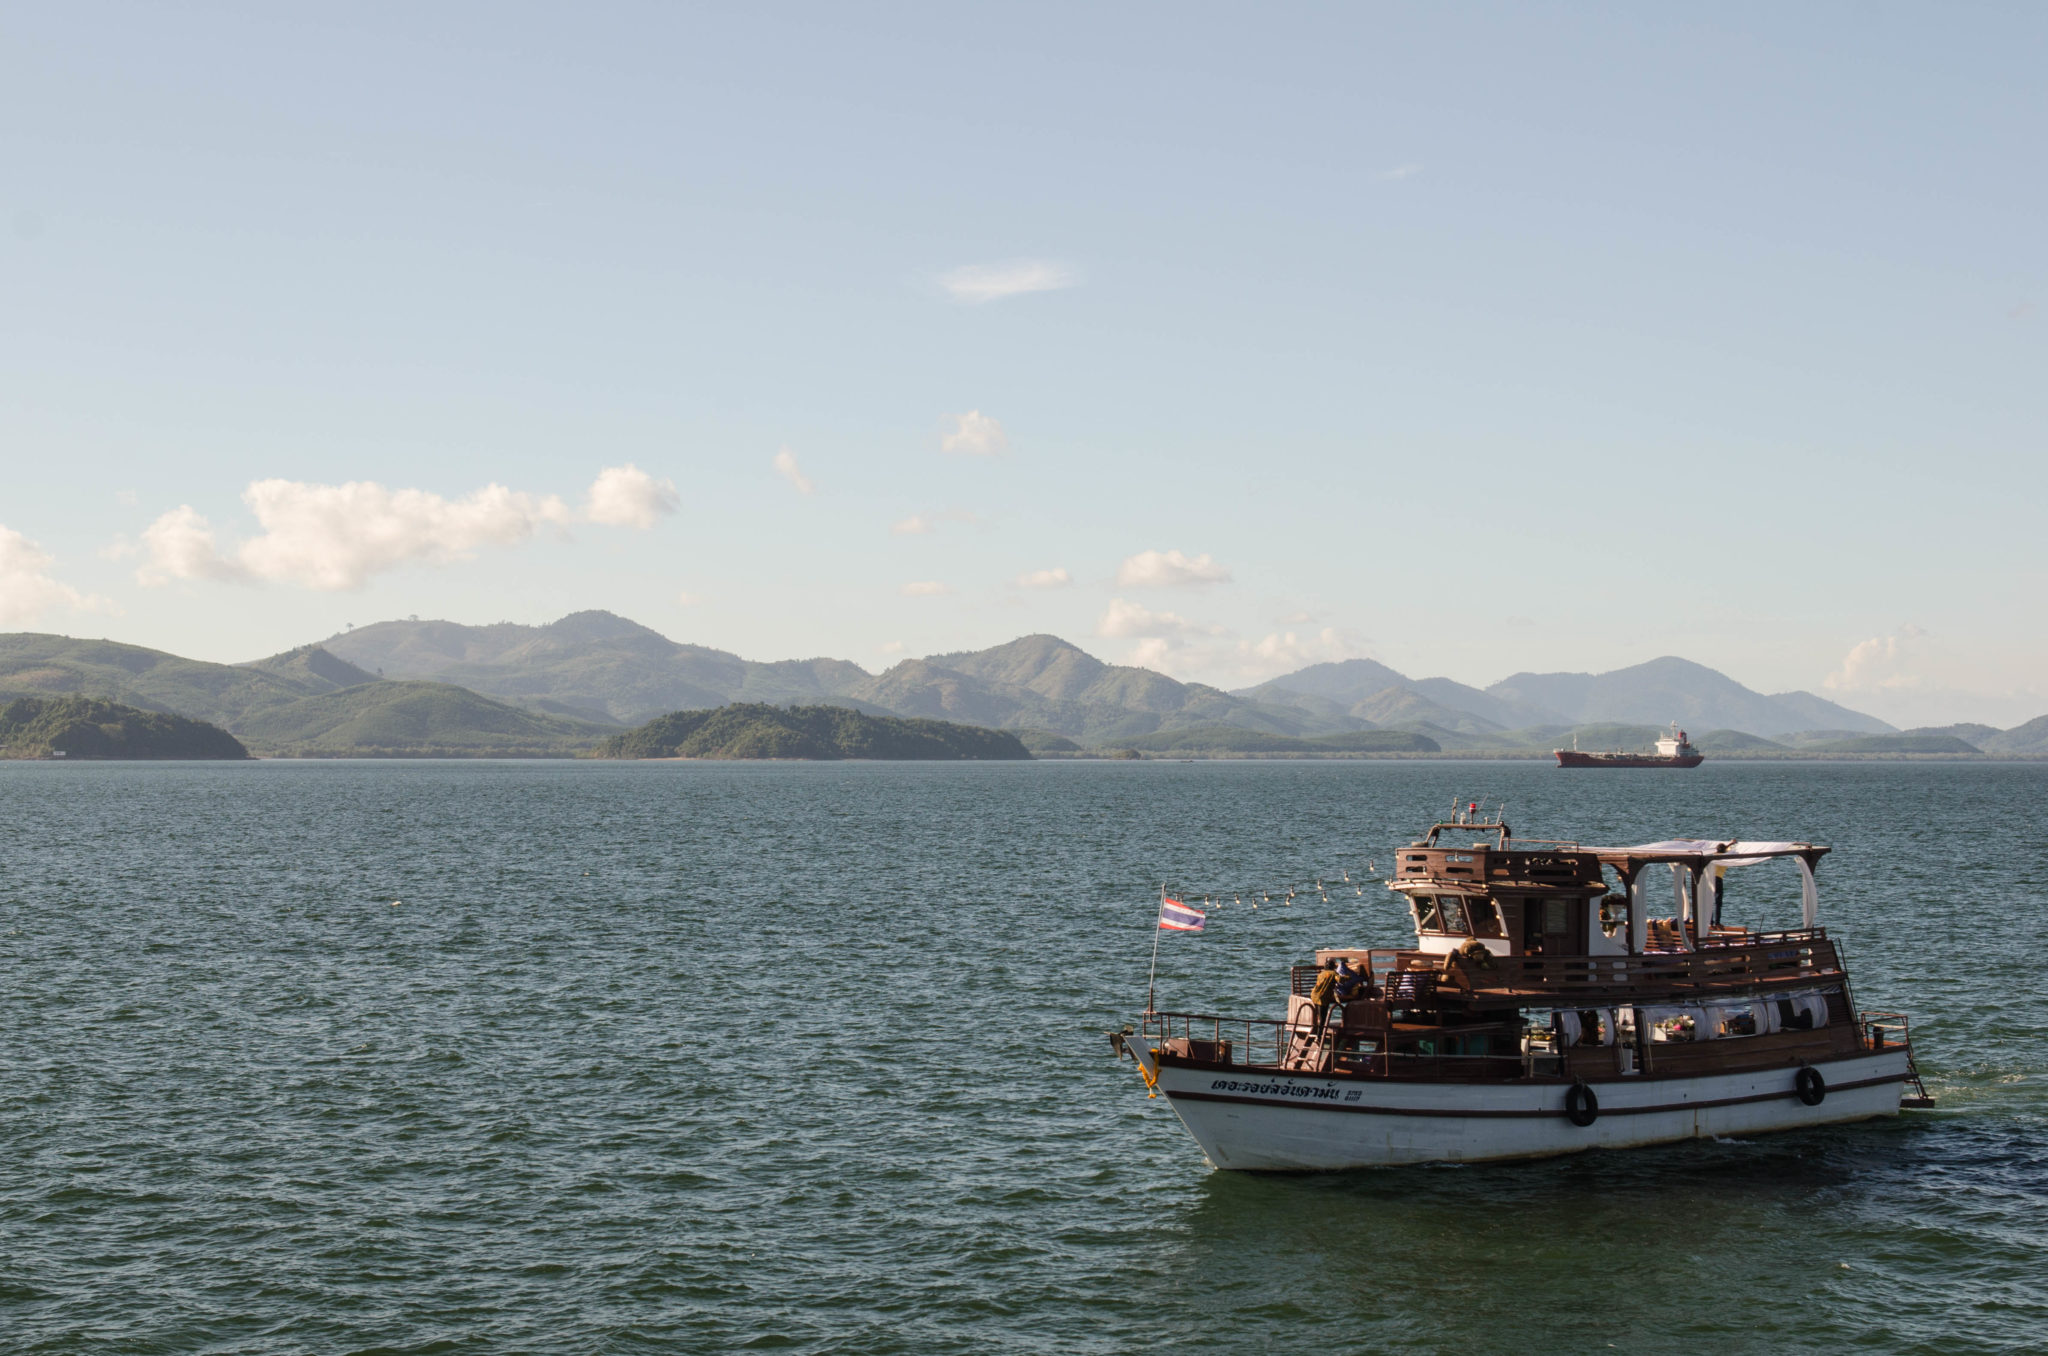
[[1307, 960, 1339, 1032], [1335, 958, 1373, 1003]]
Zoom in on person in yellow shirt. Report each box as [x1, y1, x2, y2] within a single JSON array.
[[1307, 959, 1339, 1033]]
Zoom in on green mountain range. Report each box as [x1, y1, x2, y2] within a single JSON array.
[[6, 615, 2043, 758], [0, 634, 609, 756], [1240, 654, 1892, 738], [601, 704, 1031, 760], [0, 633, 352, 728], [233, 681, 614, 757], [323, 611, 863, 725], [0, 695, 248, 760]]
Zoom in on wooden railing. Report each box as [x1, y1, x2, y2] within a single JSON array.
[[1141, 1010, 1524, 1080], [1294, 933, 1843, 1006]]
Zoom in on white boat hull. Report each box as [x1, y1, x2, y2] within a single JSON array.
[[1152, 1050, 1912, 1170]]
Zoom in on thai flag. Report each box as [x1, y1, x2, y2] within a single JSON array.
[[1158, 897, 1206, 932]]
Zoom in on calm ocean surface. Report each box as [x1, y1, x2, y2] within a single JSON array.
[[2, 759, 2043, 1354]]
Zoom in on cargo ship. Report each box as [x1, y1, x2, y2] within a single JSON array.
[[1555, 721, 1702, 768]]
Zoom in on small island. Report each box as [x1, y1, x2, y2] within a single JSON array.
[[0, 696, 250, 760], [601, 703, 1033, 760]]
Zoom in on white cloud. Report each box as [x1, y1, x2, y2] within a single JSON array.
[[878, 640, 905, 655], [1091, 599, 1376, 686], [1379, 164, 1423, 181], [134, 466, 668, 592], [941, 410, 1009, 456], [235, 480, 572, 590], [677, 589, 700, 606], [584, 463, 678, 529], [938, 259, 1077, 304], [1115, 548, 1232, 589], [772, 448, 815, 495], [1096, 598, 1223, 641], [137, 505, 249, 585], [1825, 625, 1929, 693], [0, 526, 114, 624], [901, 580, 953, 597], [1243, 627, 1375, 672], [1015, 567, 1072, 590]]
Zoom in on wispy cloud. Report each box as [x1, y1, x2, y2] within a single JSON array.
[[938, 259, 1077, 304], [772, 448, 815, 496], [1378, 164, 1423, 181], [1242, 627, 1375, 672], [132, 466, 671, 592], [891, 508, 977, 536], [941, 410, 1009, 456], [0, 525, 115, 623], [901, 580, 953, 597], [1015, 567, 1071, 590], [1115, 548, 1232, 589]]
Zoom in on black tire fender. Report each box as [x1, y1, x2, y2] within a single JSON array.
[[1565, 1081, 1599, 1127], [1796, 1065, 1827, 1107]]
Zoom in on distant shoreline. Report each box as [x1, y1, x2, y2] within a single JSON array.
[[1033, 750, 2048, 763]]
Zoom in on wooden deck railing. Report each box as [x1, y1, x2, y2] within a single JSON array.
[[1293, 932, 1842, 1007]]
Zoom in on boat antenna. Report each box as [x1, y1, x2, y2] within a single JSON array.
[[1145, 884, 1165, 1014]]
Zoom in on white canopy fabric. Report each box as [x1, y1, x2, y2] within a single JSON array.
[[1603, 838, 1822, 865]]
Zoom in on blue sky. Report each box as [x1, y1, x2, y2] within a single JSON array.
[[3, 3, 2042, 725]]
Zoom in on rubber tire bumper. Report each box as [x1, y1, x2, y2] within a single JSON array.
[[1565, 1081, 1599, 1127], [1796, 1066, 1827, 1106]]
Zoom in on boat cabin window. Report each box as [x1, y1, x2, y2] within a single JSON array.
[[1438, 897, 1469, 934], [1414, 894, 1491, 936], [1414, 895, 1478, 934], [1469, 899, 1506, 939]]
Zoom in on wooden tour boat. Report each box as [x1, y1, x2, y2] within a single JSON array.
[[1120, 808, 1929, 1170]]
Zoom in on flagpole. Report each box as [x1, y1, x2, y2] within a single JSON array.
[[1146, 883, 1164, 1014]]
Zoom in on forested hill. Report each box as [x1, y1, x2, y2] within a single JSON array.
[[0, 696, 249, 759], [602, 704, 1033, 760]]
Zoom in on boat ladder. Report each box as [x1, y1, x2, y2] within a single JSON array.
[[1281, 1024, 1335, 1072], [1863, 1011, 1934, 1108]]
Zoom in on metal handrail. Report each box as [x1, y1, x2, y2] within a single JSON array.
[[1141, 1010, 1533, 1080]]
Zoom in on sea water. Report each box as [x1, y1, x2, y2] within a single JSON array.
[[1, 759, 2042, 1353]]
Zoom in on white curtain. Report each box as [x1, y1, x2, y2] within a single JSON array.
[[1669, 864, 1693, 951], [1799, 857, 1819, 929]]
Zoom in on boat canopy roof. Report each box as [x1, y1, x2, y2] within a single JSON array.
[[1587, 839, 1829, 872]]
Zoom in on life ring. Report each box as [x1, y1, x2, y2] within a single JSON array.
[[1796, 1066, 1826, 1106], [1565, 1081, 1599, 1127]]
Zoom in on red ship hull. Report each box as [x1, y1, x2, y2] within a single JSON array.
[[1554, 751, 1705, 768]]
